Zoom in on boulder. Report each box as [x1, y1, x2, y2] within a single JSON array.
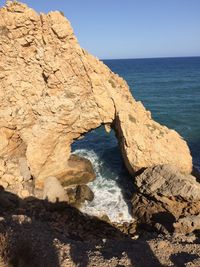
[[59, 154, 96, 187], [65, 184, 94, 206], [134, 164, 200, 202], [0, 2, 192, 189], [76, 184, 94, 202], [132, 165, 200, 233], [43, 176, 69, 203]]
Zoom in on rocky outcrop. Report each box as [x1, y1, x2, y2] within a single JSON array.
[[0, 2, 192, 189], [132, 165, 200, 233], [0, 152, 95, 199], [60, 154, 95, 187]]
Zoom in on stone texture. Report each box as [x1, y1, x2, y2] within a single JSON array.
[[0, 157, 25, 195], [59, 154, 96, 187], [19, 189, 30, 198], [43, 176, 69, 203], [76, 184, 94, 202], [174, 214, 200, 234], [132, 165, 200, 233], [18, 157, 31, 182], [0, 2, 192, 189], [65, 184, 94, 207], [135, 164, 200, 202]]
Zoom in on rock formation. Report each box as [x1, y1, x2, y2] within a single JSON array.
[[65, 184, 95, 207], [0, 1, 192, 189], [132, 165, 200, 233], [61, 154, 95, 186], [43, 176, 69, 203], [174, 214, 200, 234]]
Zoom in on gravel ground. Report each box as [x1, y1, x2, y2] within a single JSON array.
[[0, 189, 200, 267]]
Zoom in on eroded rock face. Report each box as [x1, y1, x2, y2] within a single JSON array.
[[0, 2, 192, 188], [132, 165, 200, 233], [61, 154, 95, 187], [135, 165, 200, 202]]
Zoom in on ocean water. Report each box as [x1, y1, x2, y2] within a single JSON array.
[[72, 57, 200, 222]]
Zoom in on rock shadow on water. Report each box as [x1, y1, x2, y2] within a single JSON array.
[[0, 186, 162, 267]]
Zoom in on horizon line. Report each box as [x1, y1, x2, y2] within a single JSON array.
[[101, 55, 200, 61]]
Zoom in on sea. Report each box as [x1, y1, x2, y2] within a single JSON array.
[[72, 57, 200, 223]]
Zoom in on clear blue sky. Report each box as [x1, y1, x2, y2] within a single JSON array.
[[0, 0, 200, 59]]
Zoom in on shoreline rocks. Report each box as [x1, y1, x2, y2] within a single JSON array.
[[65, 184, 94, 207], [59, 154, 96, 187], [42, 176, 95, 207], [132, 165, 200, 234]]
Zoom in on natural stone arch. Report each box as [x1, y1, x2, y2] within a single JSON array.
[[0, 2, 192, 189]]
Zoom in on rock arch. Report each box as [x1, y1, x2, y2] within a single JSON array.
[[0, 2, 192, 189]]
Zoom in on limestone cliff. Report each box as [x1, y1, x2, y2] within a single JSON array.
[[0, 2, 192, 188]]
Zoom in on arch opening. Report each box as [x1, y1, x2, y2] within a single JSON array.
[[71, 125, 134, 223]]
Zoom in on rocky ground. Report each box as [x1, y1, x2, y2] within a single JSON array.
[[0, 188, 200, 267], [0, 149, 200, 267]]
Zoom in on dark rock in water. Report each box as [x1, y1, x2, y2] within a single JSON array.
[[60, 154, 96, 187], [65, 184, 94, 207], [132, 164, 200, 234], [76, 184, 94, 202], [65, 186, 77, 204]]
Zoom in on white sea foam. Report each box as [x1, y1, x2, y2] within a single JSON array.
[[72, 149, 133, 223]]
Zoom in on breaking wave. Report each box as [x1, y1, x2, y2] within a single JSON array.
[[72, 149, 133, 223]]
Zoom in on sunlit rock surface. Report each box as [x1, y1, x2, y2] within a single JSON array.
[[132, 165, 200, 233], [0, 2, 192, 188]]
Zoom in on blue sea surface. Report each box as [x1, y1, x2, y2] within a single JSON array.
[[72, 57, 200, 222]]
